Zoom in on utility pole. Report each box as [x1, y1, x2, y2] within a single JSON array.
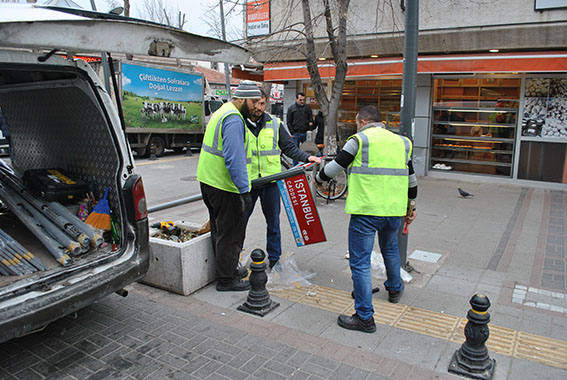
[[399, 0, 418, 271], [219, 0, 232, 100]]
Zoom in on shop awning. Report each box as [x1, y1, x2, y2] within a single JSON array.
[[242, 52, 567, 82]]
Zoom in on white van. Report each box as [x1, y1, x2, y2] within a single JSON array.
[[0, 4, 249, 343]]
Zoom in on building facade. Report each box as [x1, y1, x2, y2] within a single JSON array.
[[237, 0, 567, 185]]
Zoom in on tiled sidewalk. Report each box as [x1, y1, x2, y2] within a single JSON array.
[[0, 283, 462, 380]]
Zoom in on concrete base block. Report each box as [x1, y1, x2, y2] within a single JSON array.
[[141, 222, 216, 296]]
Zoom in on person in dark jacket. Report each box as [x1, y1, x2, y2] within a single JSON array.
[[286, 92, 314, 164], [245, 90, 320, 268], [314, 110, 325, 156]]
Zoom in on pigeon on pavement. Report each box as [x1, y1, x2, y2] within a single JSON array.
[[458, 187, 473, 198]]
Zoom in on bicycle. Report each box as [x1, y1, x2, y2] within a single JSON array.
[[280, 154, 348, 202], [313, 155, 348, 202]]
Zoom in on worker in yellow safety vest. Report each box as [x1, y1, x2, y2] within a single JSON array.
[[197, 81, 262, 292], [244, 90, 320, 269], [316, 105, 418, 333]]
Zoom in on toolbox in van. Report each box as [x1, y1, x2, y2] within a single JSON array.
[[23, 168, 89, 202]]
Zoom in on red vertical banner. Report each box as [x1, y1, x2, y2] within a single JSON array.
[[278, 172, 326, 246], [246, 0, 270, 37]]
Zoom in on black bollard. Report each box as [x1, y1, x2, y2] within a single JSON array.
[[448, 294, 495, 380], [185, 141, 193, 156], [238, 249, 280, 317], [149, 143, 157, 161]]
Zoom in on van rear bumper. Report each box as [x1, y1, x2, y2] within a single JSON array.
[[0, 219, 150, 344]]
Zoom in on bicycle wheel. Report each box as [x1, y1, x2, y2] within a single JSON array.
[[315, 169, 347, 200]]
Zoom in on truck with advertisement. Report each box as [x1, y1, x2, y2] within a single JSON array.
[[121, 62, 221, 157]]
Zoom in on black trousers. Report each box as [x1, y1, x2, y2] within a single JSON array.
[[200, 182, 246, 283]]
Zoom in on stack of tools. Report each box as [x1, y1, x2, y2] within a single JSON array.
[[150, 221, 181, 236], [0, 169, 103, 268], [150, 221, 199, 243], [0, 229, 47, 276]]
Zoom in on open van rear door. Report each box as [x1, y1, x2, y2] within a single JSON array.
[[0, 4, 251, 64]]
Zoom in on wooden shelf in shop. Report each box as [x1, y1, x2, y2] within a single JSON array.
[[433, 121, 516, 128], [431, 134, 514, 143], [431, 157, 512, 167], [433, 145, 513, 154], [432, 106, 518, 113]]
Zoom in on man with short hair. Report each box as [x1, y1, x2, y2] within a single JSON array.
[[245, 90, 320, 268], [316, 105, 417, 333], [197, 80, 262, 292], [286, 92, 314, 164]]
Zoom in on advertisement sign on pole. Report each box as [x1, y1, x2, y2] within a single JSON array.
[[246, 0, 270, 37], [278, 172, 326, 247]]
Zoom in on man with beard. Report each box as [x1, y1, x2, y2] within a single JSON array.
[[197, 81, 262, 292], [244, 90, 320, 269]]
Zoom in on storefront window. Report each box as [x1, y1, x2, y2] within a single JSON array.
[[430, 78, 521, 177], [518, 77, 567, 183], [338, 79, 402, 143], [521, 78, 567, 139]]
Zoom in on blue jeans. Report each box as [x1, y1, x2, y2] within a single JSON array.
[[246, 184, 282, 262], [348, 214, 403, 320], [291, 133, 307, 165]]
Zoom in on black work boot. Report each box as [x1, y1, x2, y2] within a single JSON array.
[[388, 285, 404, 303], [216, 279, 251, 292], [337, 313, 376, 333]]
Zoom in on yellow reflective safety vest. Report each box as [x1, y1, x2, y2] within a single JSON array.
[[345, 125, 412, 216], [197, 102, 251, 193], [249, 115, 282, 180]]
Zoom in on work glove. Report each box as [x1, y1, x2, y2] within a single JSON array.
[[241, 192, 253, 213]]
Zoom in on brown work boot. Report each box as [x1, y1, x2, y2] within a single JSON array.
[[337, 313, 376, 333]]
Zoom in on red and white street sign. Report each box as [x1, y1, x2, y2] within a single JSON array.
[[278, 172, 326, 247]]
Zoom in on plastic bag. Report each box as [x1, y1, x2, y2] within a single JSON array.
[[267, 251, 316, 290], [239, 250, 251, 268], [371, 250, 413, 283]]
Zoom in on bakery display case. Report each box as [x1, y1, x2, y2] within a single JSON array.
[[338, 79, 402, 131], [431, 106, 517, 176], [430, 78, 520, 176], [385, 112, 400, 133]]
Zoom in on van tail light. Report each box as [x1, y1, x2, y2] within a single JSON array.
[[125, 175, 147, 222], [132, 177, 148, 221]]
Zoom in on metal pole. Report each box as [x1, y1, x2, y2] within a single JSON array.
[[400, 0, 418, 140], [219, 0, 232, 100], [147, 194, 203, 214], [399, 0, 418, 270]]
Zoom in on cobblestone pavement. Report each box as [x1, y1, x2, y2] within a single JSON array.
[[0, 283, 461, 380]]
